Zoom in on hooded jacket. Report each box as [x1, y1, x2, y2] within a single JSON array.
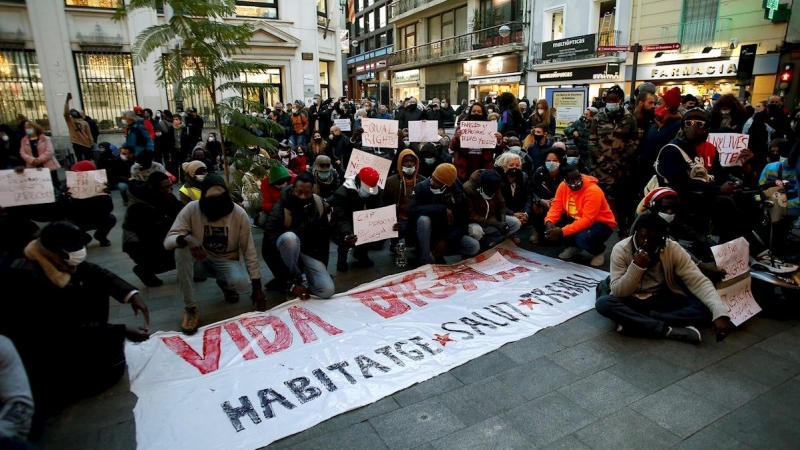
[[545, 174, 617, 235], [329, 177, 384, 240], [463, 169, 506, 227], [264, 186, 330, 264], [122, 180, 183, 252], [407, 177, 470, 246], [260, 169, 297, 214], [384, 149, 425, 221]]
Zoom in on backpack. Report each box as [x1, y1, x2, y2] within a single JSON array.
[[644, 143, 709, 196]]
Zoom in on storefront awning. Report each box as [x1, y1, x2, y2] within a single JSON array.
[[468, 72, 523, 85]]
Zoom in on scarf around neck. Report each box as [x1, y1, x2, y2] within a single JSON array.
[[23, 239, 76, 288]]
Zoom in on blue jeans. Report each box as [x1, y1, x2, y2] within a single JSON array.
[[417, 216, 480, 264], [289, 133, 307, 148], [176, 247, 251, 309], [276, 232, 335, 299], [556, 215, 613, 255], [117, 182, 129, 204]]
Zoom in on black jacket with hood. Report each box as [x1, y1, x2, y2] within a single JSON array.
[[329, 177, 384, 241]]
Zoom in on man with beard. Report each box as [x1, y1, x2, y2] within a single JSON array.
[[264, 172, 334, 300], [165, 174, 266, 335]]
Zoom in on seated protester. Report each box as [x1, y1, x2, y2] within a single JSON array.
[[179, 160, 207, 204], [438, 128, 452, 149], [451, 102, 502, 181], [0, 335, 34, 443], [130, 149, 167, 182], [96, 141, 120, 171], [565, 144, 591, 175], [595, 212, 733, 344], [495, 152, 529, 244], [108, 144, 135, 207], [164, 174, 266, 335], [384, 150, 425, 249], [263, 172, 334, 300], [330, 167, 384, 272], [65, 160, 116, 247], [528, 147, 567, 244], [0, 221, 150, 409], [760, 139, 799, 254], [418, 142, 446, 179], [504, 136, 534, 175], [123, 171, 183, 287], [544, 165, 617, 267], [463, 169, 522, 249], [273, 139, 294, 168], [185, 145, 215, 174], [261, 164, 296, 217], [241, 165, 267, 222], [407, 163, 479, 264], [309, 155, 340, 199], [524, 123, 554, 171], [289, 145, 308, 174]]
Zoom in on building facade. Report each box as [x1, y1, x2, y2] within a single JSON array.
[[0, 0, 343, 144], [344, 0, 393, 104]]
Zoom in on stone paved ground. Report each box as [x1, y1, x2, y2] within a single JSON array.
[[30, 192, 800, 450]]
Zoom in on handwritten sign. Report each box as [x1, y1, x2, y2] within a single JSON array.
[[353, 205, 398, 245], [717, 277, 761, 326], [459, 120, 498, 149], [467, 251, 519, 275], [0, 169, 55, 207], [711, 237, 749, 282], [344, 149, 392, 188], [333, 118, 351, 132], [66, 169, 108, 199], [408, 120, 439, 143], [707, 133, 749, 167], [362, 118, 399, 148]]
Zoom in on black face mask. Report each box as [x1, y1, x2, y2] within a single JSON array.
[[287, 193, 313, 211], [469, 114, 484, 121], [314, 137, 322, 142], [507, 168, 523, 179], [200, 193, 234, 222], [407, 104, 417, 111], [768, 153, 781, 163]]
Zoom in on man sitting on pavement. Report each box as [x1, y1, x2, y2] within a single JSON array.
[[463, 169, 522, 249], [596, 212, 733, 344], [164, 174, 266, 335], [384, 149, 425, 251]]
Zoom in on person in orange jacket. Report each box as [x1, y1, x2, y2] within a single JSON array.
[[544, 165, 617, 267]]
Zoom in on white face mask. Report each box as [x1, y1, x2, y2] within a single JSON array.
[[403, 141, 410, 147], [430, 186, 444, 195], [65, 247, 87, 266], [120, 155, 129, 161], [155, 131, 162, 137], [402, 166, 415, 176], [780, 156, 788, 165], [251, 112, 258, 117], [658, 212, 675, 223], [425, 158, 436, 165], [120, 119, 128, 127], [279, 150, 288, 157], [537, 109, 545, 115], [1, 135, 8, 142], [208, 136, 215, 141], [195, 174, 206, 182]]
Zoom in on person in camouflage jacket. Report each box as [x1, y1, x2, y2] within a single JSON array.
[[565, 107, 597, 169]]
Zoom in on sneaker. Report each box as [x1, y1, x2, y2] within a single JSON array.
[[133, 265, 163, 287], [223, 291, 240, 303], [590, 252, 605, 267], [181, 308, 200, 335], [94, 233, 111, 247], [753, 250, 798, 274], [559, 246, 581, 260], [665, 326, 702, 344], [529, 231, 540, 244]]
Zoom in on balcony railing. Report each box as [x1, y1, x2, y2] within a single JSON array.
[[390, 23, 524, 67], [531, 30, 621, 64], [392, 0, 434, 18], [660, 18, 732, 53]]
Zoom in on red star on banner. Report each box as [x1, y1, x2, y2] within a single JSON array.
[[519, 298, 539, 309], [433, 333, 455, 346]]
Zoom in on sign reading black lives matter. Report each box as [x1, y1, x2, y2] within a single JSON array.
[[126, 244, 607, 450], [540, 33, 597, 61]]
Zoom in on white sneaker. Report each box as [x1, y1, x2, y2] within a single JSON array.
[[559, 246, 581, 260], [753, 250, 798, 274], [590, 253, 605, 267]]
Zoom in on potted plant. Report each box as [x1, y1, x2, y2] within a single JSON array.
[[471, 9, 484, 50]]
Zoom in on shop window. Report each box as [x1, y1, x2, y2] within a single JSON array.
[[316, 0, 327, 27], [65, 0, 122, 7], [0, 49, 49, 132], [74, 52, 137, 131], [236, 0, 279, 19]]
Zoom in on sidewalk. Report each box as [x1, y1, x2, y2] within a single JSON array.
[[32, 194, 800, 450]]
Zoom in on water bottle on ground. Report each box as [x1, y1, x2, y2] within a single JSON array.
[[395, 241, 407, 267]]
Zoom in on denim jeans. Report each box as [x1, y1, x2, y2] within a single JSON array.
[[555, 215, 613, 255], [117, 182, 129, 204], [467, 215, 522, 241], [289, 133, 307, 148], [595, 291, 712, 338], [417, 216, 480, 264], [176, 247, 251, 309], [276, 232, 335, 299]]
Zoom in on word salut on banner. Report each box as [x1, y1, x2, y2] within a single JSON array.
[[125, 244, 607, 450]]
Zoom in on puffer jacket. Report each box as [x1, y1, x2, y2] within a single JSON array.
[[462, 169, 506, 227]]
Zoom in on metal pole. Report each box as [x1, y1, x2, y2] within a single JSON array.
[[629, 43, 639, 103]]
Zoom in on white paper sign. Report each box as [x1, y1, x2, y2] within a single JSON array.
[[707, 133, 749, 167], [125, 243, 608, 450], [0, 169, 55, 207], [344, 148, 392, 188], [66, 169, 108, 199], [353, 205, 398, 245], [408, 120, 440, 143], [459, 120, 498, 148], [333, 118, 351, 132], [711, 237, 749, 282], [362, 118, 399, 148], [717, 277, 762, 326], [467, 251, 519, 275]]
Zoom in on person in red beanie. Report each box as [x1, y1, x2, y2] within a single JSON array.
[[65, 160, 116, 247], [642, 87, 684, 175]]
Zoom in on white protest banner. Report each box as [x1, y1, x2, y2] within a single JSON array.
[[707, 133, 749, 167], [408, 120, 439, 143], [343, 148, 392, 188], [362, 118, 399, 148], [711, 237, 749, 282], [717, 277, 762, 326], [333, 118, 351, 132], [459, 120, 498, 149], [66, 169, 108, 199], [353, 205, 398, 245], [126, 244, 607, 450], [0, 169, 55, 208], [467, 252, 518, 275]]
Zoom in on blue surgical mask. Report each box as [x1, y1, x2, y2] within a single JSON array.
[[317, 170, 331, 180], [403, 140, 410, 147], [545, 161, 560, 172], [359, 187, 372, 198], [507, 146, 522, 155], [566, 156, 580, 165], [25, 128, 35, 136], [606, 103, 620, 112], [425, 158, 436, 165]]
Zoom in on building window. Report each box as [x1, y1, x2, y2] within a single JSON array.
[[426, 83, 450, 103], [316, 0, 328, 26], [543, 7, 564, 41], [379, 7, 387, 27], [479, 0, 523, 28], [319, 61, 330, 99], [427, 7, 468, 40], [400, 24, 416, 50], [0, 49, 49, 132], [378, 32, 387, 48], [65, 0, 122, 8], [680, 0, 720, 52], [242, 68, 283, 110], [74, 52, 137, 132], [236, 0, 279, 19], [163, 56, 216, 122]]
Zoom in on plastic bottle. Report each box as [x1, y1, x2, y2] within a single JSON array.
[[395, 241, 407, 267]]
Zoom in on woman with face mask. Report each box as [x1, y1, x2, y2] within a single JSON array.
[[528, 147, 567, 243], [529, 99, 556, 136], [709, 94, 747, 133], [494, 152, 528, 244], [451, 102, 503, 181], [18, 121, 61, 189], [179, 160, 208, 204]]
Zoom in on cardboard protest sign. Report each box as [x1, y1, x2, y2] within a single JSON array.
[[711, 237, 749, 282], [707, 133, 749, 167], [362, 118, 398, 148], [408, 120, 439, 143], [717, 277, 761, 326], [333, 118, 351, 132], [711, 237, 760, 325], [353, 205, 398, 245], [467, 252, 519, 275], [66, 169, 108, 199], [343, 148, 392, 188], [0, 169, 55, 207], [459, 120, 498, 149]]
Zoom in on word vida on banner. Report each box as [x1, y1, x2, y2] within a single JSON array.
[[125, 244, 607, 450]]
